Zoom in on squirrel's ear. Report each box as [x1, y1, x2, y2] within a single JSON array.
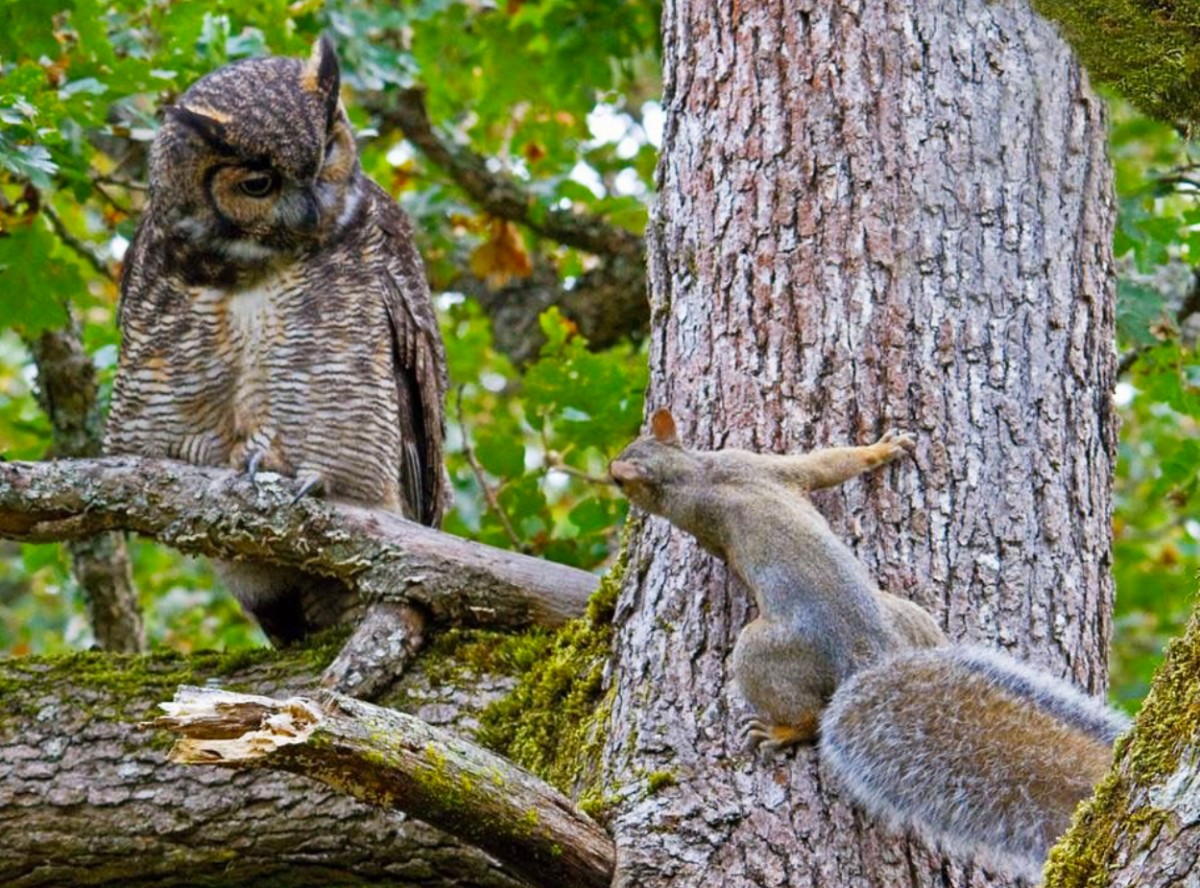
[[650, 409, 679, 446]]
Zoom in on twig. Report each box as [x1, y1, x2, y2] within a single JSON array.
[[42, 203, 114, 281], [544, 455, 614, 486], [367, 87, 643, 260], [454, 386, 526, 552], [91, 180, 133, 215], [94, 174, 149, 192]]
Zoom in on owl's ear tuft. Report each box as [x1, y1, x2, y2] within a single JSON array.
[[304, 35, 341, 126], [165, 105, 234, 154]]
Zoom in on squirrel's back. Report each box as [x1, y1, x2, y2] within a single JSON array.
[[820, 645, 1129, 881]]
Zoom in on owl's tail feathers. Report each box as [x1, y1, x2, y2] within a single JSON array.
[[214, 561, 356, 647], [252, 589, 311, 646]]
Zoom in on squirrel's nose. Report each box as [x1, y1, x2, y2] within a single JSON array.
[[608, 460, 641, 487]]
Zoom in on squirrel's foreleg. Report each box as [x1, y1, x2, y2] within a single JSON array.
[[777, 430, 916, 491]]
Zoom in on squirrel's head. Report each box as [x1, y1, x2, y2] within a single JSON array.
[[610, 408, 696, 516]]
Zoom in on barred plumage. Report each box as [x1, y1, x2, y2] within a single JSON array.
[[106, 37, 447, 643]]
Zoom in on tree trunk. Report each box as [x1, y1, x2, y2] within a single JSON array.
[[26, 321, 144, 653], [0, 641, 525, 887], [603, 1, 1114, 886]]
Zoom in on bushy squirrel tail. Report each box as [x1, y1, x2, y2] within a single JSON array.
[[819, 645, 1130, 882]]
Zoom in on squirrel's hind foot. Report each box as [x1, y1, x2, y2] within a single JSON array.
[[742, 714, 818, 753]]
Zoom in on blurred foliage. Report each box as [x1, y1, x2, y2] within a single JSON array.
[[0, 1, 1196, 723], [1107, 102, 1200, 712], [0, 0, 658, 654]]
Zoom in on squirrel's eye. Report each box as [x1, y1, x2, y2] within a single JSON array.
[[239, 173, 278, 198]]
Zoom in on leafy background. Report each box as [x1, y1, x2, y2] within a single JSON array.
[[0, 1, 1195, 712]]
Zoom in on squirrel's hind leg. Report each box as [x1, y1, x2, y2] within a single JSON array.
[[743, 712, 819, 753]]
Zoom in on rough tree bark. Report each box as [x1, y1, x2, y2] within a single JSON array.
[[602, 2, 1114, 887]]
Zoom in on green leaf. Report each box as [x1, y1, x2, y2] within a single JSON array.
[[1116, 279, 1168, 348], [0, 221, 76, 334], [474, 426, 526, 479]]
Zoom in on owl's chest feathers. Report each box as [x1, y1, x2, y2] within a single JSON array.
[[197, 273, 306, 439]]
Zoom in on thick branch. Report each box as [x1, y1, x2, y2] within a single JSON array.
[[0, 643, 526, 887], [451, 256, 649, 363], [375, 87, 643, 260], [149, 686, 615, 888], [0, 457, 597, 631]]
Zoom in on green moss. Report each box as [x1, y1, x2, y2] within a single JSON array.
[[420, 625, 556, 686], [1043, 607, 1200, 885], [1034, 0, 1200, 125], [0, 633, 344, 732], [645, 770, 678, 795], [475, 544, 625, 800]]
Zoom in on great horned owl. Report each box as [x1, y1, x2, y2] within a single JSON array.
[[106, 37, 447, 643]]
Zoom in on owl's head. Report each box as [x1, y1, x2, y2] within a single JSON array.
[[150, 36, 363, 265]]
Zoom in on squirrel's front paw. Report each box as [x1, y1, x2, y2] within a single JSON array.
[[875, 429, 916, 462]]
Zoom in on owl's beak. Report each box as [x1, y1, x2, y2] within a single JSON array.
[[299, 190, 321, 233]]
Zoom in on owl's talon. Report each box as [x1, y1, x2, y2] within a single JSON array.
[[244, 449, 265, 483], [291, 473, 324, 504]]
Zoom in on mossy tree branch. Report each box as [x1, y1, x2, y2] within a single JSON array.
[[148, 685, 615, 888], [1033, 0, 1200, 127], [0, 456, 597, 632]]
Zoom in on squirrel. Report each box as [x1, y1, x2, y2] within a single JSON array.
[[609, 408, 1130, 882]]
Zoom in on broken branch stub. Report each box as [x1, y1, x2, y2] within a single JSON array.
[[148, 686, 616, 888]]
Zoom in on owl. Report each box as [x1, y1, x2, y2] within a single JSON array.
[[105, 37, 447, 644]]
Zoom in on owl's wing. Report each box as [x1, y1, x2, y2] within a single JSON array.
[[106, 216, 171, 454], [368, 180, 449, 527]]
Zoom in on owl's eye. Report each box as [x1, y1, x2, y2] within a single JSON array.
[[239, 172, 279, 198]]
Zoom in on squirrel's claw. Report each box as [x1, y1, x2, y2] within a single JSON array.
[[742, 715, 816, 753], [876, 429, 916, 461]]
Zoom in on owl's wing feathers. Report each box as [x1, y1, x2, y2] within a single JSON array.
[[368, 181, 449, 528]]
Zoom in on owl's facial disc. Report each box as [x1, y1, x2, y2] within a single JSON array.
[[203, 126, 359, 256]]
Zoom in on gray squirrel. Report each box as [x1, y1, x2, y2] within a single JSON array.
[[609, 408, 1129, 881]]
